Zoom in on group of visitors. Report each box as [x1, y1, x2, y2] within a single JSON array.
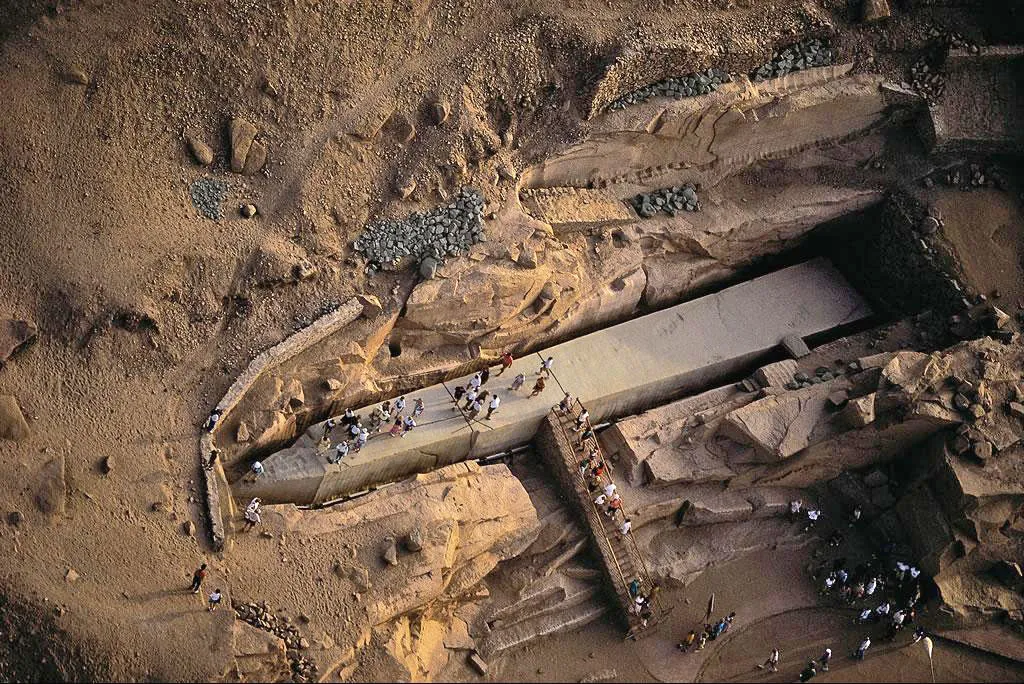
[[570, 395, 632, 539], [678, 612, 737, 654]]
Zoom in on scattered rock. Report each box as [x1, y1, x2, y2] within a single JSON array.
[[324, 378, 343, 392], [64, 66, 89, 85], [190, 178, 229, 220], [348, 565, 370, 591], [65, 568, 79, 583], [580, 669, 617, 683], [631, 184, 700, 218], [516, 247, 538, 269], [183, 520, 196, 537], [751, 38, 836, 82], [863, 469, 888, 488], [781, 334, 811, 359], [0, 395, 30, 441], [429, 100, 450, 125], [968, 403, 986, 420], [468, 652, 488, 676], [862, 0, 891, 22], [186, 137, 214, 166], [419, 256, 439, 280], [607, 68, 731, 111], [35, 455, 66, 516], [406, 527, 423, 552], [101, 455, 115, 474], [240, 203, 257, 219], [841, 395, 875, 428], [972, 440, 993, 462], [7, 510, 24, 526], [383, 537, 398, 566], [397, 177, 417, 199], [229, 117, 259, 174], [827, 390, 849, 409], [236, 422, 251, 443]]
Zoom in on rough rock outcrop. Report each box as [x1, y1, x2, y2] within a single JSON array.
[[0, 319, 36, 364], [0, 395, 30, 442]]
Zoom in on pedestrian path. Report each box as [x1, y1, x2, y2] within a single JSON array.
[[238, 258, 871, 506]]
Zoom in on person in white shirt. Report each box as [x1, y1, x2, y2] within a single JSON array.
[[463, 388, 479, 410], [329, 441, 349, 463], [909, 566, 921, 579], [604, 483, 616, 498], [243, 498, 261, 530], [538, 356, 553, 377], [509, 373, 526, 392], [393, 396, 406, 415], [855, 637, 871, 660], [575, 409, 590, 430], [875, 601, 890, 616], [857, 608, 871, 623], [486, 394, 500, 420], [594, 493, 607, 506], [619, 518, 632, 536], [402, 416, 416, 436], [251, 461, 265, 477], [208, 589, 223, 612], [468, 373, 482, 390], [789, 499, 802, 521], [865, 577, 877, 596], [354, 429, 368, 452]]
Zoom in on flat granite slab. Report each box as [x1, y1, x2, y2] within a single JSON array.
[[242, 258, 871, 505]]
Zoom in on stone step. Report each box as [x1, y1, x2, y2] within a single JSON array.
[[479, 599, 609, 658]]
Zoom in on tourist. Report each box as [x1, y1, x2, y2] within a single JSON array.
[[820, 647, 831, 671], [619, 518, 632, 537], [402, 415, 416, 436], [497, 351, 514, 375], [633, 594, 646, 615], [203, 408, 222, 433], [341, 408, 356, 426], [606, 493, 622, 517], [205, 448, 220, 471], [509, 373, 526, 392], [836, 567, 849, 585], [577, 426, 595, 447], [480, 367, 490, 386], [189, 563, 207, 594], [476, 390, 489, 407], [678, 630, 697, 653], [725, 611, 735, 627], [469, 373, 482, 391], [853, 581, 866, 600], [758, 648, 780, 672], [412, 398, 424, 417], [593, 492, 607, 507], [452, 385, 466, 406], [912, 626, 927, 644], [603, 482, 616, 498], [804, 508, 820, 531], [538, 356, 554, 377], [575, 409, 590, 431], [368, 410, 383, 433], [463, 387, 479, 410], [579, 457, 591, 477], [827, 530, 844, 548], [468, 399, 482, 421], [329, 441, 349, 463], [875, 601, 891, 618], [251, 460, 265, 478], [823, 572, 836, 593], [243, 498, 261, 531], [865, 577, 878, 597], [529, 376, 546, 397], [208, 588, 222, 612], [855, 636, 871, 660], [377, 403, 391, 425], [349, 421, 362, 438], [789, 499, 803, 521], [798, 660, 817, 682], [856, 608, 872, 624], [628, 578, 641, 598], [696, 631, 708, 651], [909, 566, 921, 580], [389, 417, 403, 437], [558, 392, 572, 413], [639, 601, 653, 627], [393, 396, 406, 416], [591, 461, 606, 478], [850, 506, 862, 526], [354, 428, 368, 452], [486, 394, 500, 419]]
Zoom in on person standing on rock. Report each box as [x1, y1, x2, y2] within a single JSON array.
[[393, 396, 406, 417], [497, 352, 514, 375], [341, 408, 356, 426], [463, 387, 479, 411], [575, 408, 590, 431], [401, 415, 416, 436], [480, 367, 490, 386], [529, 376, 546, 398], [509, 372, 526, 392], [208, 588, 223, 612], [189, 563, 207, 594], [468, 373, 482, 391], [328, 441, 348, 463], [203, 408, 222, 433], [250, 460, 265, 479], [619, 518, 632, 537], [819, 647, 832, 671], [678, 630, 697, 653], [467, 399, 483, 421], [243, 498, 261, 531], [758, 648, 780, 672], [577, 426, 595, 447], [451, 385, 466, 409], [412, 398, 424, 417], [389, 417, 404, 438], [789, 499, 803, 521], [538, 356, 554, 377], [606, 493, 622, 518], [354, 428, 368, 452], [798, 660, 817, 683], [854, 636, 871, 660], [486, 394, 500, 419]]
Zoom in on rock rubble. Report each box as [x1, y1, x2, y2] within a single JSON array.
[[606, 68, 731, 112], [630, 184, 700, 218], [750, 38, 836, 82], [234, 601, 318, 683], [353, 188, 486, 274]]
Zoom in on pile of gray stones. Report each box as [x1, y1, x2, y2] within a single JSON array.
[[189, 177, 229, 220], [607, 67, 732, 111], [750, 38, 836, 82], [235, 600, 318, 682], [630, 184, 700, 218], [353, 187, 486, 279]]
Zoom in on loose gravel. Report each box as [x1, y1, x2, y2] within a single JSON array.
[[189, 177, 229, 220], [631, 184, 700, 218], [607, 68, 732, 112], [750, 38, 836, 82]]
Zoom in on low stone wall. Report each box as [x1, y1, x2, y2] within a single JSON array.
[[200, 298, 364, 550]]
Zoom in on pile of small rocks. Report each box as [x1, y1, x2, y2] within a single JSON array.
[[929, 25, 979, 53], [353, 188, 485, 276], [750, 38, 836, 82], [606, 68, 732, 112], [909, 56, 945, 104], [234, 601, 318, 682], [189, 178, 229, 220], [923, 162, 1009, 191], [784, 364, 846, 390], [630, 184, 700, 218]]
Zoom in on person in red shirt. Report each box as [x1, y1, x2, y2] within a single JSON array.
[[189, 563, 207, 594], [497, 352, 514, 375]]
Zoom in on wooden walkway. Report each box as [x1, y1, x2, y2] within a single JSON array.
[[536, 399, 665, 637]]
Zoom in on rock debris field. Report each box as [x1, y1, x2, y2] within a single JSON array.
[[750, 38, 836, 81], [190, 177, 229, 220], [607, 67, 732, 111], [631, 184, 701, 217], [353, 187, 486, 278]]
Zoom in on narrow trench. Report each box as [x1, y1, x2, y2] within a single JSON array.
[[237, 194, 964, 506]]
